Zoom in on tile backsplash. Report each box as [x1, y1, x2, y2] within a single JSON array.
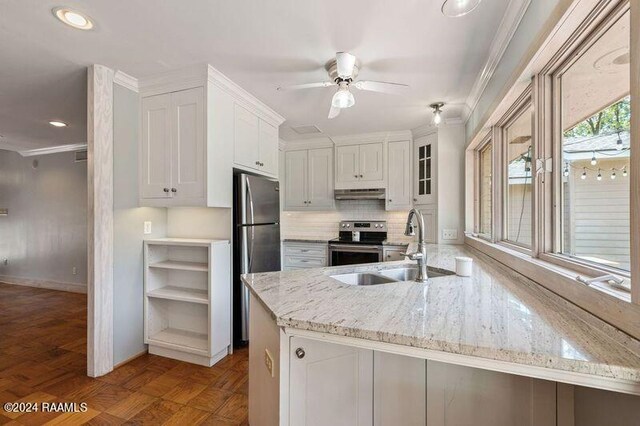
[[281, 200, 416, 244]]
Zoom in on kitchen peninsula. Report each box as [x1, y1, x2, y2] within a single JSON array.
[[242, 244, 640, 425]]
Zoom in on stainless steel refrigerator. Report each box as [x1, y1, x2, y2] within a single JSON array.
[[233, 173, 281, 345]]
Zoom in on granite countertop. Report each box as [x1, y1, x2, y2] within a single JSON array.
[[242, 244, 640, 382]]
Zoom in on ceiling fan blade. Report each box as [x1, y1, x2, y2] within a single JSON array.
[[277, 81, 333, 91], [353, 80, 409, 94], [336, 52, 356, 79], [328, 105, 341, 119]]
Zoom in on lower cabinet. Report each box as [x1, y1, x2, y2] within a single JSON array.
[[289, 336, 373, 426], [282, 242, 328, 270], [287, 338, 559, 426]]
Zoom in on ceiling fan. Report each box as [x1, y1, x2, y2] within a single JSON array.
[[277, 52, 409, 119]]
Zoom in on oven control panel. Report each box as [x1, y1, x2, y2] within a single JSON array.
[[339, 221, 386, 231]]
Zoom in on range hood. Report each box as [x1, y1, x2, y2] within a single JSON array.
[[334, 188, 386, 200]]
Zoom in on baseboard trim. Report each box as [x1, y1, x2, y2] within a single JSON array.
[[0, 276, 87, 294], [114, 349, 149, 369]]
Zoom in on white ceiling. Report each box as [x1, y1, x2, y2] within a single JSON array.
[[0, 0, 512, 150]]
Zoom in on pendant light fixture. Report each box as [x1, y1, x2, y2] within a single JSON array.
[[591, 152, 597, 166], [581, 168, 587, 180], [597, 169, 602, 181], [441, 0, 482, 17], [430, 102, 445, 126], [616, 132, 623, 150]]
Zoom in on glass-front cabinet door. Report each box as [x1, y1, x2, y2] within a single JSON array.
[[414, 132, 437, 205]]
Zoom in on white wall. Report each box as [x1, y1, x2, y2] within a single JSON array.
[[466, 0, 563, 143], [0, 149, 87, 289], [113, 83, 167, 365], [435, 125, 466, 244]]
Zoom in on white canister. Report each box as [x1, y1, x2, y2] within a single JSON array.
[[455, 257, 473, 277]]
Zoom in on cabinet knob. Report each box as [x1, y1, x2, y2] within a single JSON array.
[[413, 198, 417, 202], [163, 188, 169, 193], [295, 347, 306, 359], [389, 199, 392, 202], [354, 174, 358, 178], [171, 188, 177, 193], [260, 162, 265, 167], [255, 161, 260, 165], [308, 200, 311, 204], [359, 174, 363, 178]]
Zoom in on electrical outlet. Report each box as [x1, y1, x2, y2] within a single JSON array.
[[72, 267, 77, 275], [442, 229, 458, 240], [264, 348, 274, 378], [144, 221, 152, 235]]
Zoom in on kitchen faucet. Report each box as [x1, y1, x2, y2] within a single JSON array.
[[404, 208, 428, 282]]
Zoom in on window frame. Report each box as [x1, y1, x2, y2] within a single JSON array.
[[474, 133, 494, 241], [539, 0, 632, 279], [496, 87, 535, 253]]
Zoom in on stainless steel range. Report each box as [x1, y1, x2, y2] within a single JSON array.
[[328, 221, 387, 266]]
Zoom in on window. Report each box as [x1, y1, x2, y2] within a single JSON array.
[[478, 141, 493, 237], [557, 10, 631, 272], [503, 102, 534, 248]]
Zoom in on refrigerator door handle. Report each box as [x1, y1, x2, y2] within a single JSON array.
[[245, 175, 255, 225]]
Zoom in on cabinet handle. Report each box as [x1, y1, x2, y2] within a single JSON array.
[[163, 188, 169, 193], [295, 347, 306, 359], [260, 162, 264, 167], [171, 188, 177, 193], [255, 161, 260, 165]]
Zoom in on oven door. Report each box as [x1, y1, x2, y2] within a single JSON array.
[[329, 244, 383, 266]]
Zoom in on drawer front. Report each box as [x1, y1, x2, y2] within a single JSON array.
[[383, 246, 408, 262], [284, 255, 327, 268], [284, 243, 327, 258]]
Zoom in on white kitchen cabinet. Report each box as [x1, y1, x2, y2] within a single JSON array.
[[335, 142, 384, 189], [426, 360, 556, 426], [414, 133, 437, 205], [284, 148, 334, 211], [233, 104, 279, 177], [374, 352, 425, 426], [419, 206, 437, 243], [289, 336, 373, 426], [233, 103, 260, 170], [141, 87, 206, 204], [386, 140, 413, 210], [139, 64, 285, 207], [282, 242, 328, 270]]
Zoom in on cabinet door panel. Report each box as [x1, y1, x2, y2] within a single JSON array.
[[335, 145, 360, 183], [386, 140, 412, 210], [307, 148, 334, 209], [426, 360, 556, 426], [171, 87, 205, 200], [284, 150, 308, 210], [259, 120, 279, 176], [290, 336, 373, 426], [234, 104, 259, 169], [141, 93, 172, 199], [359, 143, 384, 182], [414, 133, 437, 205], [374, 352, 425, 426]]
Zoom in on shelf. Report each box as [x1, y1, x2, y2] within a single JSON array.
[[148, 328, 208, 353], [147, 286, 209, 304], [149, 260, 208, 272]]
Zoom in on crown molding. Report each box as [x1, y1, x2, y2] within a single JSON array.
[[19, 143, 87, 157], [114, 70, 138, 92], [137, 64, 286, 127], [463, 0, 532, 123], [411, 123, 437, 139]]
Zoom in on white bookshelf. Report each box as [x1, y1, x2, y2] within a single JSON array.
[[144, 238, 231, 366]]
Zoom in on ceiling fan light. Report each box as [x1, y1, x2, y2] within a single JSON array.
[[332, 87, 355, 109], [441, 0, 482, 17]]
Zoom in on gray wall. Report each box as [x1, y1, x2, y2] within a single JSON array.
[[113, 83, 167, 364], [0, 149, 87, 286], [466, 0, 563, 142]]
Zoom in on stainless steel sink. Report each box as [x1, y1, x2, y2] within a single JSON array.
[[379, 266, 455, 281], [331, 266, 455, 286], [330, 272, 397, 286]]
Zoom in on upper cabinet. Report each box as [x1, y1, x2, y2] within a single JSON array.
[[335, 142, 384, 189], [414, 132, 437, 205], [284, 147, 334, 211], [386, 140, 413, 210], [234, 104, 279, 177], [138, 65, 285, 208]]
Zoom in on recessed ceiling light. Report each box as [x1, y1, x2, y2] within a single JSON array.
[[52, 7, 94, 30], [441, 0, 482, 17], [49, 121, 67, 127]]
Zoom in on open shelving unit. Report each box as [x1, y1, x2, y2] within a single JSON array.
[[144, 238, 231, 366]]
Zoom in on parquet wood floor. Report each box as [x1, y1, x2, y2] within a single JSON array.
[[0, 283, 249, 425]]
